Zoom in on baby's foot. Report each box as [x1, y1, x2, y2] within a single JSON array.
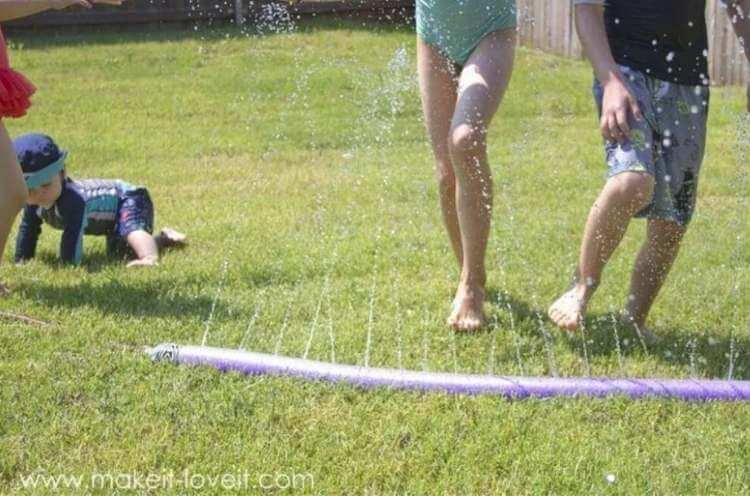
[[156, 227, 187, 248], [548, 287, 588, 331], [0, 282, 10, 298], [127, 256, 159, 268], [447, 284, 486, 332]]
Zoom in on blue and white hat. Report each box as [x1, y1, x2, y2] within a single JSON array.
[[14, 133, 67, 189]]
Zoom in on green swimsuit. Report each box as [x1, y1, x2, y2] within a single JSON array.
[[416, 0, 517, 66]]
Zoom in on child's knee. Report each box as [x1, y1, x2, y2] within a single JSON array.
[[612, 173, 655, 212], [649, 219, 686, 250], [448, 123, 486, 158]]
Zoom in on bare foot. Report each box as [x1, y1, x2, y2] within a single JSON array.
[[127, 256, 159, 268], [548, 286, 588, 331], [156, 227, 187, 248], [0, 282, 10, 298], [447, 284, 486, 332]]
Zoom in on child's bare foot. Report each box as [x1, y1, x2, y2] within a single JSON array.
[[548, 286, 589, 331], [155, 227, 187, 248], [127, 256, 159, 268], [447, 283, 486, 332], [0, 282, 10, 298]]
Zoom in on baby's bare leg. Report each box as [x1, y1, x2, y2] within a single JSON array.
[[126, 230, 159, 268]]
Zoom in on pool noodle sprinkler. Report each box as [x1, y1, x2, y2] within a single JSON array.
[[148, 343, 750, 402]]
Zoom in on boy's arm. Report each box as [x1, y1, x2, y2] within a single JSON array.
[[14, 205, 42, 263], [574, 0, 643, 143], [58, 195, 87, 266], [725, 0, 750, 111]]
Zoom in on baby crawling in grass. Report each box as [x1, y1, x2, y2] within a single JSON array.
[[13, 133, 185, 268]]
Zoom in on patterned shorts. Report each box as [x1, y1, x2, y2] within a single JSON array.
[[594, 65, 710, 225], [107, 188, 154, 258]]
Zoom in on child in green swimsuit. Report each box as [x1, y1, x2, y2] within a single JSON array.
[[416, 0, 517, 331], [416, 0, 517, 66]]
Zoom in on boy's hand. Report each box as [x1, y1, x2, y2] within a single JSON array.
[[600, 75, 643, 144]]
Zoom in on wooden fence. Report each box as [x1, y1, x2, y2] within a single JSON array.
[[5, 0, 748, 85], [516, 0, 748, 85]]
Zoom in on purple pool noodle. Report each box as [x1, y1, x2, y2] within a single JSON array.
[[147, 343, 750, 402]]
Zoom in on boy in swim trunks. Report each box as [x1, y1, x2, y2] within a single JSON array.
[[416, 0, 517, 331], [13, 133, 186, 268], [549, 0, 750, 340]]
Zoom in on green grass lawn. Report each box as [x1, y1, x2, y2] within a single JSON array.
[[1, 19, 749, 494]]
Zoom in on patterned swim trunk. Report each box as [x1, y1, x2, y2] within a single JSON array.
[[594, 65, 710, 226], [416, 0, 517, 66], [107, 188, 154, 258]]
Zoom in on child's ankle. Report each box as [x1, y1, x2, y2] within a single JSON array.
[[573, 277, 598, 301], [460, 270, 486, 289]]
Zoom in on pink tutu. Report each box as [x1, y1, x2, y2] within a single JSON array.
[[0, 28, 35, 118]]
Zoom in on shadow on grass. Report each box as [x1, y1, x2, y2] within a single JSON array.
[[576, 314, 750, 380], [33, 251, 110, 274], [15, 277, 220, 320], [36, 249, 186, 275], [484, 287, 750, 380]]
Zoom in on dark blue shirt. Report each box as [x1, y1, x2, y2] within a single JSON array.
[[15, 177, 137, 265], [603, 0, 710, 86]]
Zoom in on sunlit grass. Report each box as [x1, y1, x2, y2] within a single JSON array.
[[1, 20, 748, 493]]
